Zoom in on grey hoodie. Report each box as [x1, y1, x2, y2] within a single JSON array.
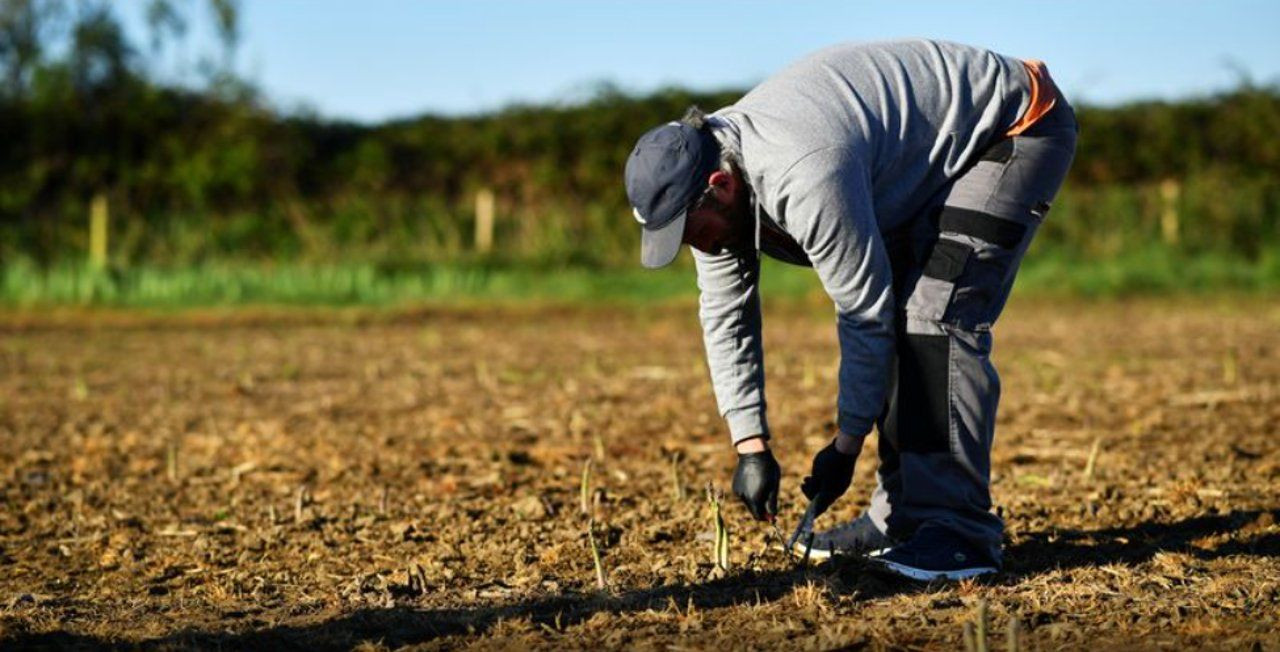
[[695, 39, 1035, 444]]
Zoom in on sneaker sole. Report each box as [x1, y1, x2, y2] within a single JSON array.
[[778, 540, 835, 560], [870, 558, 997, 582], [783, 542, 891, 560]]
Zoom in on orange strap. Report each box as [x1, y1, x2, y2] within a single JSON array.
[[1005, 59, 1060, 137]]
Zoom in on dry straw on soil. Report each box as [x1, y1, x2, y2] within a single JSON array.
[[0, 298, 1277, 649]]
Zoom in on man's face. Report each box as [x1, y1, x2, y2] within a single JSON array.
[[682, 171, 751, 256]]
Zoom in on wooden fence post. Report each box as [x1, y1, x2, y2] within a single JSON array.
[[1159, 179, 1180, 246], [89, 192, 109, 269], [474, 188, 495, 253]]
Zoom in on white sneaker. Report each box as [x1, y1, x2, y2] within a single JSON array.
[[794, 513, 895, 560]]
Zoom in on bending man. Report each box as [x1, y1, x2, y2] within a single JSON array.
[[622, 39, 1077, 580]]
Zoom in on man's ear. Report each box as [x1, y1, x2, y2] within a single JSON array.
[[707, 170, 735, 203]]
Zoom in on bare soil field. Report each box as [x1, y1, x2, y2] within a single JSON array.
[[1, 298, 1278, 650]]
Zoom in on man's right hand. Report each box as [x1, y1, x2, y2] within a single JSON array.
[[732, 447, 781, 521], [800, 436, 861, 517]]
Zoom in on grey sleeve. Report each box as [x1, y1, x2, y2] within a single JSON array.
[[780, 149, 896, 438], [692, 247, 769, 444]]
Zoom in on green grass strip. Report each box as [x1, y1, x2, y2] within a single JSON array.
[[3, 248, 1278, 309]]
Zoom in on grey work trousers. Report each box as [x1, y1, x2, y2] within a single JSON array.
[[866, 101, 1078, 565]]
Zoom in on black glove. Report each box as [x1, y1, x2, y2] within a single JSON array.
[[732, 450, 781, 521], [800, 439, 858, 517]]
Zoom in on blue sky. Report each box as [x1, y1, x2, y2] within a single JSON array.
[[119, 1, 1280, 123]]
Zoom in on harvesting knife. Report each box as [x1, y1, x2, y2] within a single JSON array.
[[786, 497, 820, 562]]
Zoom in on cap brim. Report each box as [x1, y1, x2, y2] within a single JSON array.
[[640, 210, 687, 269]]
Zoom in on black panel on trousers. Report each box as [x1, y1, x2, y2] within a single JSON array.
[[923, 239, 971, 281], [940, 207, 1027, 249], [897, 333, 951, 454]]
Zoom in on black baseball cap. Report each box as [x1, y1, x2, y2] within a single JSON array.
[[624, 122, 720, 268]]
